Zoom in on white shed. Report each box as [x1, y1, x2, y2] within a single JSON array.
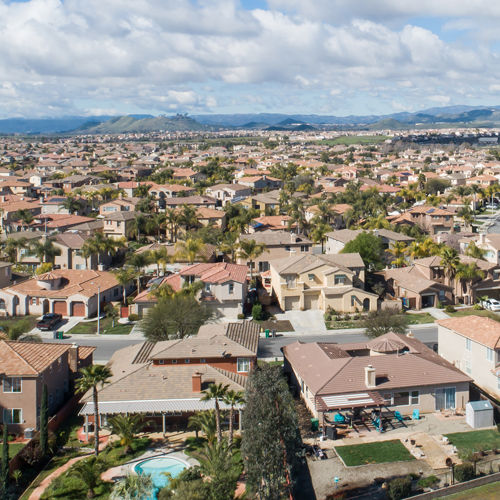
[[466, 400, 494, 429]]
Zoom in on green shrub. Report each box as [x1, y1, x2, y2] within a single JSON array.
[[388, 476, 412, 500], [444, 304, 456, 313], [237, 313, 245, 320], [454, 462, 475, 483], [472, 303, 482, 310], [252, 303, 264, 321], [128, 313, 139, 322], [417, 475, 439, 489]]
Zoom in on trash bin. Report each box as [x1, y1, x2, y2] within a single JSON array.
[[265, 329, 270, 338], [53, 331, 58, 339], [272, 329, 276, 338], [57, 331, 63, 340], [311, 418, 319, 432]]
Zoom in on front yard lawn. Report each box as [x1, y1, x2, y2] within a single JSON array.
[[67, 316, 132, 335], [326, 312, 434, 330], [0, 316, 38, 334], [444, 429, 500, 453], [447, 308, 500, 322], [335, 439, 415, 466]]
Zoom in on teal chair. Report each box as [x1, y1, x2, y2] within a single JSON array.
[[412, 409, 420, 420], [394, 411, 404, 423]]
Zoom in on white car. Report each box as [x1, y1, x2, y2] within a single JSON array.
[[482, 298, 500, 311], [485, 204, 499, 210]]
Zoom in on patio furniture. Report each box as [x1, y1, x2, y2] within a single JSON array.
[[412, 409, 420, 420], [394, 411, 404, 423], [334, 413, 346, 424]]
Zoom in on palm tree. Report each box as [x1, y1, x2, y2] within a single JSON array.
[[1, 237, 28, 263], [30, 238, 61, 264], [84, 233, 125, 268], [188, 410, 217, 442], [175, 238, 206, 264], [14, 209, 34, 230], [440, 246, 460, 284], [72, 456, 106, 499], [60, 195, 82, 215], [201, 383, 229, 444], [108, 414, 146, 454], [150, 246, 170, 275], [113, 268, 137, 305], [178, 204, 199, 233], [238, 239, 267, 281], [126, 252, 151, 292], [165, 208, 180, 242], [75, 365, 112, 456], [310, 220, 330, 253], [131, 213, 147, 242], [465, 241, 486, 260], [388, 241, 408, 268], [222, 390, 245, 446], [218, 231, 238, 263], [455, 262, 485, 305], [110, 473, 154, 500]]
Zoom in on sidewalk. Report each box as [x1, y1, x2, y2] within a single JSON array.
[[412, 307, 450, 320]]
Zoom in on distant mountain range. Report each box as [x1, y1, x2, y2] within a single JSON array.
[[1, 105, 500, 134]]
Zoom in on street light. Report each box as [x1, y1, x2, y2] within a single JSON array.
[[97, 285, 101, 335]]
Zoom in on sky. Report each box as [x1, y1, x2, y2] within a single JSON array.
[[0, 0, 500, 118]]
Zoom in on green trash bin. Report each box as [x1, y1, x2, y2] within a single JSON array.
[[265, 329, 270, 338], [57, 331, 63, 340], [311, 418, 319, 432]]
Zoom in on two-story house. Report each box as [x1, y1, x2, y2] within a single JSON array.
[[78, 322, 258, 435], [270, 254, 378, 313], [438, 316, 500, 399], [204, 183, 251, 207], [237, 231, 312, 274], [134, 262, 248, 319], [99, 197, 139, 215], [101, 211, 137, 240], [53, 232, 109, 270], [0, 341, 94, 434]]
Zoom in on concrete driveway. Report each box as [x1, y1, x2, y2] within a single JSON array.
[[274, 310, 327, 333]]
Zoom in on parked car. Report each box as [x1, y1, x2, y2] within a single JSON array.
[[36, 313, 62, 330], [481, 298, 500, 312], [485, 204, 499, 210]]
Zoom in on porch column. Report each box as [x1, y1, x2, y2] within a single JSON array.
[[238, 410, 242, 431], [85, 414, 89, 442], [162, 413, 166, 437]]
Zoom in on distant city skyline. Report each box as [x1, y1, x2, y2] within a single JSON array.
[[1, 0, 500, 118]]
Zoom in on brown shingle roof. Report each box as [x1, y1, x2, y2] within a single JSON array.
[[437, 316, 500, 349]]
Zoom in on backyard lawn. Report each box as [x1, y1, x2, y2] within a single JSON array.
[[67, 316, 133, 335], [444, 429, 500, 453], [334, 439, 415, 466], [443, 481, 500, 499], [447, 308, 500, 322]]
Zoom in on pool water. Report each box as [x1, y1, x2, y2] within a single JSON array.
[[134, 456, 187, 498]]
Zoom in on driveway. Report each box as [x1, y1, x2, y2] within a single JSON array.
[[274, 310, 327, 333], [30, 316, 83, 339]]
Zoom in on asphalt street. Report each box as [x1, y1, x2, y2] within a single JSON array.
[[257, 325, 438, 358], [42, 325, 438, 363]]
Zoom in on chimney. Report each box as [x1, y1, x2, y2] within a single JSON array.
[[290, 232, 297, 243], [192, 372, 202, 393], [365, 365, 376, 388], [69, 343, 79, 373]]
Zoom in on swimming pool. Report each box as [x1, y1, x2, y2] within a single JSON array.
[[134, 456, 188, 498]]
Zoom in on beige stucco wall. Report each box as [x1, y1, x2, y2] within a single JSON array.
[[438, 325, 500, 399]]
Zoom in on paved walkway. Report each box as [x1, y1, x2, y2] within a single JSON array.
[[415, 307, 450, 320]]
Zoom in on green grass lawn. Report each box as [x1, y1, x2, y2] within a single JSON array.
[[318, 135, 389, 146], [335, 439, 415, 466], [326, 312, 434, 330], [0, 316, 38, 334], [447, 308, 500, 322], [406, 313, 435, 324], [67, 316, 132, 335], [1, 441, 26, 457], [444, 429, 500, 454], [443, 481, 500, 499]]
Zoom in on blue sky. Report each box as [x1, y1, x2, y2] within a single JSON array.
[[0, 0, 499, 118]]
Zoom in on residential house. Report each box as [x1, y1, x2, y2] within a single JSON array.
[[99, 197, 139, 215], [0, 269, 125, 318], [78, 322, 259, 433], [53, 232, 108, 270], [238, 230, 312, 273], [305, 203, 352, 229], [438, 316, 500, 399], [237, 175, 282, 192], [102, 211, 137, 240], [283, 332, 471, 422], [204, 183, 252, 207], [0, 341, 94, 433], [394, 206, 455, 234], [270, 253, 378, 312], [195, 207, 227, 231], [62, 175, 100, 193], [250, 215, 296, 233], [134, 262, 248, 318]]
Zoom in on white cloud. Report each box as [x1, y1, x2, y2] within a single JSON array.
[[0, 0, 497, 116]]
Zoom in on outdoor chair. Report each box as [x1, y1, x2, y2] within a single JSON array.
[[394, 411, 404, 423], [412, 409, 420, 420]]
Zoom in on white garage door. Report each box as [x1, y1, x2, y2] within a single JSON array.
[[284, 296, 300, 311]]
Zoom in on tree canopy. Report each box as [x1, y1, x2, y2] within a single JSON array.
[[361, 309, 410, 338], [341, 232, 384, 271]]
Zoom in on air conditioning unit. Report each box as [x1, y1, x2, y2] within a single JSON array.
[[24, 428, 35, 439]]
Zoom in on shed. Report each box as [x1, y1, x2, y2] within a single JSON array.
[[466, 400, 494, 429]]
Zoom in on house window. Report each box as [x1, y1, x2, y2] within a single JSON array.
[[228, 283, 234, 294], [334, 274, 347, 285], [383, 393, 392, 405], [3, 377, 21, 393], [258, 261, 269, 272], [285, 245, 291, 252], [200, 358, 206, 363], [205, 283, 211, 293], [3, 409, 22, 424], [237, 358, 251, 373], [114, 288, 119, 297], [185, 359, 190, 364], [172, 360, 177, 364], [464, 359, 471, 374], [393, 392, 410, 406], [411, 391, 419, 405], [486, 347, 494, 362], [286, 276, 295, 288], [308, 273, 315, 281], [158, 360, 165, 365], [465, 338, 472, 351], [301, 245, 308, 252]]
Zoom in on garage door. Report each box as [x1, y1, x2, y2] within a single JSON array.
[[71, 302, 86, 317], [284, 296, 300, 311], [304, 294, 319, 310], [53, 301, 67, 316]]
